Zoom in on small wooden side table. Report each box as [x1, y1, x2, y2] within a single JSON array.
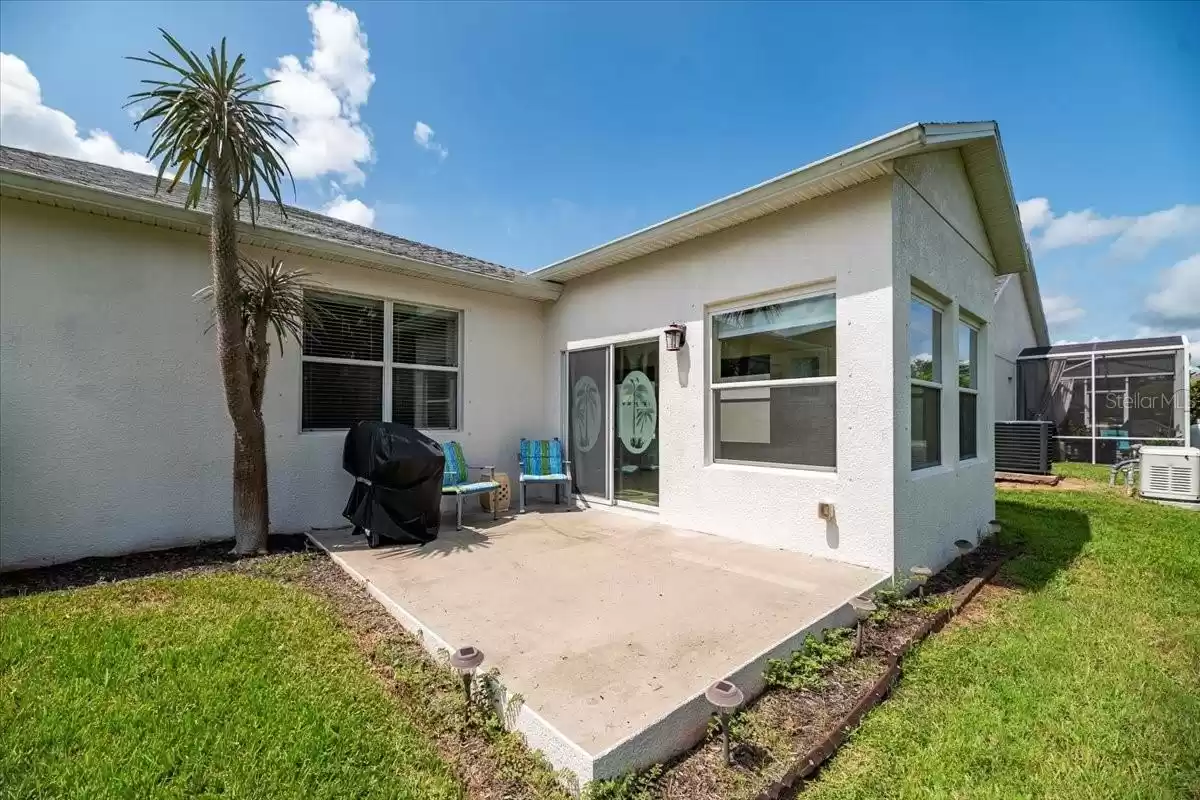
[[480, 471, 511, 513]]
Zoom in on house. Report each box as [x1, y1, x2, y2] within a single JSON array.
[[1, 121, 1044, 574], [993, 272, 1049, 420]]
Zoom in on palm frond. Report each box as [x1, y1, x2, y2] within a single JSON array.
[[194, 257, 321, 353], [128, 29, 295, 219]]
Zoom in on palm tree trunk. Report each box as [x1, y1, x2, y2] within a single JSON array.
[[211, 152, 269, 554]]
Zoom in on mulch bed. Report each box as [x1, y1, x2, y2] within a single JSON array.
[[994, 471, 1060, 485], [648, 538, 1014, 800], [0, 533, 312, 597]]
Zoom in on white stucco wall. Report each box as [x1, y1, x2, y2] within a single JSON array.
[[992, 274, 1037, 420], [544, 181, 898, 572], [0, 198, 547, 570], [891, 151, 997, 575]]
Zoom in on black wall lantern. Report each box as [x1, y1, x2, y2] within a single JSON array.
[[664, 322, 687, 351]]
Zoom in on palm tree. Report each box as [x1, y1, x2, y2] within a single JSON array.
[[195, 256, 312, 422], [129, 31, 294, 554]]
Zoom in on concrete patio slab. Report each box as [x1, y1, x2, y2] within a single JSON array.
[[309, 506, 886, 786]]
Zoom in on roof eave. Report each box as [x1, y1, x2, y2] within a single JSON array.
[[531, 121, 1033, 283], [0, 167, 562, 302], [531, 123, 928, 282]]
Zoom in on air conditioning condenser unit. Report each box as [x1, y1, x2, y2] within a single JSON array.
[[1139, 446, 1200, 503]]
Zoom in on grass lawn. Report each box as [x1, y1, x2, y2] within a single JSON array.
[[1053, 460, 1116, 484], [803, 474, 1200, 799], [0, 564, 462, 800]]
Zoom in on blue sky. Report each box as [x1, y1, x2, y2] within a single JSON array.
[[2, 1, 1197, 351]]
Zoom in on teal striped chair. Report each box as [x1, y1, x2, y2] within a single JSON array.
[[518, 438, 571, 513], [441, 441, 500, 530]]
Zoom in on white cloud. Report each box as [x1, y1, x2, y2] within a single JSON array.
[[1052, 336, 1103, 346], [1039, 209, 1130, 250], [1018, 197, 1200, 255], [0, 52, 153, 174], [265, 1, 374, 184], [1141, 253, 1200, 330], [413, 121, 448, 160], [323, 194, 375, 227], [1017, 197, 1052, 237], [1133, 253, 1200, 367], [1042, 294, 1086, 325], [1112, 206, 1200, 258]]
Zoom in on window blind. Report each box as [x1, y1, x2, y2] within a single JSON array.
[[393, 302, 458, 367], [303, 293, 384, 362], [300, 291, 461, 432]]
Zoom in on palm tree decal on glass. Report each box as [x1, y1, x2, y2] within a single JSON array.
[[572, 376, 601, 453], [619, 371, 656, 454]]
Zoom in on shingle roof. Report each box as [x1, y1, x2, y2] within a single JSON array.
[[1018, 336, 1186, 359], [0, 146, 519, 281]]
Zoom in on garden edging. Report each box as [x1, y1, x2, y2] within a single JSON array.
[[754, 553, 1010, 800]]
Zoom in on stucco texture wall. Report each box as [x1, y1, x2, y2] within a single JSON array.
[[545, 180, 898, 572], [0, 198, 547, 569], [891, 151, 998, 576], [992, 275, 1037, 420]]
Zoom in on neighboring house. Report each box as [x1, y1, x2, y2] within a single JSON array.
[[1, 121, 1035, 574], [993, 273, 1049, 420]]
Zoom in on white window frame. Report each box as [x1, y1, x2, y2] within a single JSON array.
[[706, 287, 837, 472], [910, 292, 944, 471], [300, 289, 463, 433], [957, 316, 981, 461]]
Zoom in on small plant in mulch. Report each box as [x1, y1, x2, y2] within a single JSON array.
[[582, 765, 664, 800], [764, 628, 855, 691]]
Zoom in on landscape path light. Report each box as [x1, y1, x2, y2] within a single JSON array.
[[848, 595, 877, 656], [450, 645, 485, 722], [705, 679, 745, 766], [910, 566, 932, 599]]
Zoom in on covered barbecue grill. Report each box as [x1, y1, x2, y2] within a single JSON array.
[[342, 421, 445, 547]]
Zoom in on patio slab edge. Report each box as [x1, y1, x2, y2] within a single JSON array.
[[305, 528, 888, 790], [591, 571, 891, 780], [304, 530, 596, 787]]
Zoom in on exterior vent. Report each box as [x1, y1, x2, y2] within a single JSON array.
[[995, 421, 1054, 475], [1139, 446, 1200, 503]]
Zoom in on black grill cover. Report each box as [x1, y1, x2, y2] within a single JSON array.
[[341, 422, 444, 545]]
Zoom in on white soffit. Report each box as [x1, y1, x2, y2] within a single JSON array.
[[532, 121, 1031, 283]]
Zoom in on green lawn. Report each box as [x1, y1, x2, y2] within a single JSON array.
[[1053, 460, 1115, 484], [0, 568, 460, 800], [804, 477, 1200, 799]]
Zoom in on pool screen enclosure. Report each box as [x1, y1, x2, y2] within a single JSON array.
[[1016, 336, 1191, 465]]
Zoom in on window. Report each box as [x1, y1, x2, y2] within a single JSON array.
[[910, 297, 942, 470], [301, 291, 461, 431], [957, 321, 979, 460], [392, 303, 460, 430], [710, 293, 836, 468]]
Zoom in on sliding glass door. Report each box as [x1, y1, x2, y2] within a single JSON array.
[[613, 341, 659, 506], [567, 347, 608, 499], [566, 340, 660, 508]]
